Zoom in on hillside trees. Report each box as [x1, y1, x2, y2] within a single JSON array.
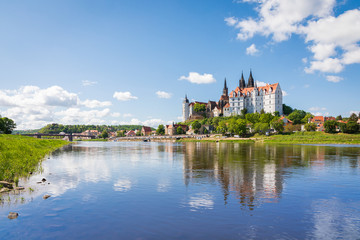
[[194, 103, 206, 112]]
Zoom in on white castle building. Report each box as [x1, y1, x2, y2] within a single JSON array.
[[224, 71, 283, 116], [183, 71, 283, 121]]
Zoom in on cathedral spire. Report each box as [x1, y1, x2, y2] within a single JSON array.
[[247, 69, 254, 88], [223, 78, 228, 96], [239, 71, 245, 89]]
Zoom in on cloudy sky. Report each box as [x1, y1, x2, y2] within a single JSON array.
[[0, 0, 359, 129]]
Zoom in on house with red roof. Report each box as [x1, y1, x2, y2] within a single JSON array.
[[125, 130, 136, 137], [141, 126, 152, 136]]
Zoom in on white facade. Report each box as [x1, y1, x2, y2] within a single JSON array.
[[224, 83, 283, 116], [182, 96, 190, 121]]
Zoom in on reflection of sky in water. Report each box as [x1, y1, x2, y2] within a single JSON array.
[[1, 142, 359, 239]]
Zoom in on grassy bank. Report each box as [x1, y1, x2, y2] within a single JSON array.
[[0, 135, 70, 183], [177, 132, 360, 144], [263, 132, 360, 144]]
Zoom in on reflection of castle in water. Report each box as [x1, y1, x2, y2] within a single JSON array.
[[183, 143, 286, 210]]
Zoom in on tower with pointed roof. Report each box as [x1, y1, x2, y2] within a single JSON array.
[[239, 72, 246, 89], [223, 78, 228, 96], [247, 70, 255, 88], [182, 94, 190, 121]]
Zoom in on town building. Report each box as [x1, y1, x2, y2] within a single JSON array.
[[165, 123, 188, 135], [141, 126, 152, 136], [182, 71, 282, 120]]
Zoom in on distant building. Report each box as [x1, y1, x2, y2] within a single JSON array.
[[309, 116, 336, 131], [82, 130, 100, 136], [183, 71, 283, 120], [165, 123, 188, 135], [141, 126, 152, 136], [125, 130, 136, 137]]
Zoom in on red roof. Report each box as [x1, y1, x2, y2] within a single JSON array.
[[224, 103, 230, 108], [311, 116, 325, 122], [229, 83, 279, 98], [142, 126, 152, 132]]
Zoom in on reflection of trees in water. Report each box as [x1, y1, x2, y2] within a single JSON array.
[[183, 143, 360, 210]]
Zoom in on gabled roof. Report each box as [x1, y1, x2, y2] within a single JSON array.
[[142, 126, 152, 132], [311, 116, 325, 122], [229, 83, 279, 97]]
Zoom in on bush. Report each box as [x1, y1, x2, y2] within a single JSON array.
[[324, 120, 337, 133], [304, 123, 316, 132]]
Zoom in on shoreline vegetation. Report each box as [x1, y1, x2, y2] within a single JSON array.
[[176, 132, 360, 145], [0, 135, 70, 188]]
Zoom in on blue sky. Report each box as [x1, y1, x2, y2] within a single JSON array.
[[0, 0, 359, 129]]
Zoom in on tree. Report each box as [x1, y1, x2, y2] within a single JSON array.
[[273, 111, 280, 117], [271, 119, 284, 133], [336, 115, 343, 120], [349, 113, 358, 122], [101, 130, 109, 139], [117, 130, 125, 137], [253, 123, 269, 134], [156, 124, 165, 135], [301, 113, 313, 124], [283, 104, 293, 115], [217, 121, 227, 134], [259, 113, 274, 124], [191, 120, 201, 133], [284, 124, 301, 133], [260, 109, 265, 114], [245, 113, 260, 124], [324, 120, 337, 133], [0, 117, 16, 134], [176, 126, 184, 135], [194, 103, 206, 112], [241, 108, 248, 116], [345, 121, 359, 134], [304, 123, 316, 132], [288, 110, 307, 124]]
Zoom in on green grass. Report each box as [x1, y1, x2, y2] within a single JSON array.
[[263, 131, 360, 144], [0, 135, 70, 182]]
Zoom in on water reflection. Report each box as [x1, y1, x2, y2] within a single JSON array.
[[182, 142, 360, 210]]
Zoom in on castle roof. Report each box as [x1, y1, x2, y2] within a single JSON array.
[[229, 83, 279, 98]]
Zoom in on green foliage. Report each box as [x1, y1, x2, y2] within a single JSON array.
[[191, 120, 201, 131], [253, 123, 270, 134], [156, 124, 165, 135], [0, 135, 69, 182], [304, 123, 317, 131], [216, 121, 227, 134], [288, 110, 307, 124], [241, 108, 248, 116], [259, 113, 274, 123], [176, 126, 184, 135], [271, 119, 284, 133], [260, 109, 265, 114], [324, 120, 338, 133], [336, 115, 343, 120], [301, 113, 314, 123], [349, 113, 358, 122], [0, 117, 16, 134], [193, 103, 206, 112], [227, 119, 247, 136], [39, 123, 144, 134], [283, 104, 293, 115], [246, 113, 260, 124], [273, 111, 280, 117], [345, 121, 359, 134], [284, 124, 301, 133], [117, 130, 125, 137], [100, 130, 109, 139]]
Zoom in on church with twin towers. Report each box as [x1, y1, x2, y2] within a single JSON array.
[[182, 70, 283, 121]]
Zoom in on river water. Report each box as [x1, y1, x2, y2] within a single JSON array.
[[1, 142, 360, 239]]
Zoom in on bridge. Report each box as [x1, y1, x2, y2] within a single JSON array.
[[22, 133, 96, 141]]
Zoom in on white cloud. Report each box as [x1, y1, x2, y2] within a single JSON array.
[[302, 57, 308, 64], [123, 113, 133, 118], [326, 75, 344, 83], [246, 43, 259, 55], [55, 108, 111, 125], [111, 112, 121, 117], [156, 91, 172, 99], [226, 1, 360, 75], [256, 81, 267, 86], [80, 99, 112, 108], [282, 90, 288, 96], [82, 80, 97, 86], [309, 107, 327, 111], [113, 91, 138, 101], [179, 72, 216, 84]]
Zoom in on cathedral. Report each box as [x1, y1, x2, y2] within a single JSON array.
[[182, 71, 283, 121]]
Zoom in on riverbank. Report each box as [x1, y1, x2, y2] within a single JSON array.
[[0, 135, 70, 185], [177, 132, 360, 145]]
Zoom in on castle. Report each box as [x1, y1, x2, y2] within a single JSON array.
[[182, 71, 283, 121]]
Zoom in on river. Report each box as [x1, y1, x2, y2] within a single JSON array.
[[1, 142, 360, 239]]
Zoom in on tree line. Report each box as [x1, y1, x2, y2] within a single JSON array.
[[38, 123, 144, 134]]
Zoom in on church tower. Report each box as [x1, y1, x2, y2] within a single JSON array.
[[223, 78, 228, 96], [182, 94, 190, 122], [247, 70, 255, 88], [239, 72, 246, 89]]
